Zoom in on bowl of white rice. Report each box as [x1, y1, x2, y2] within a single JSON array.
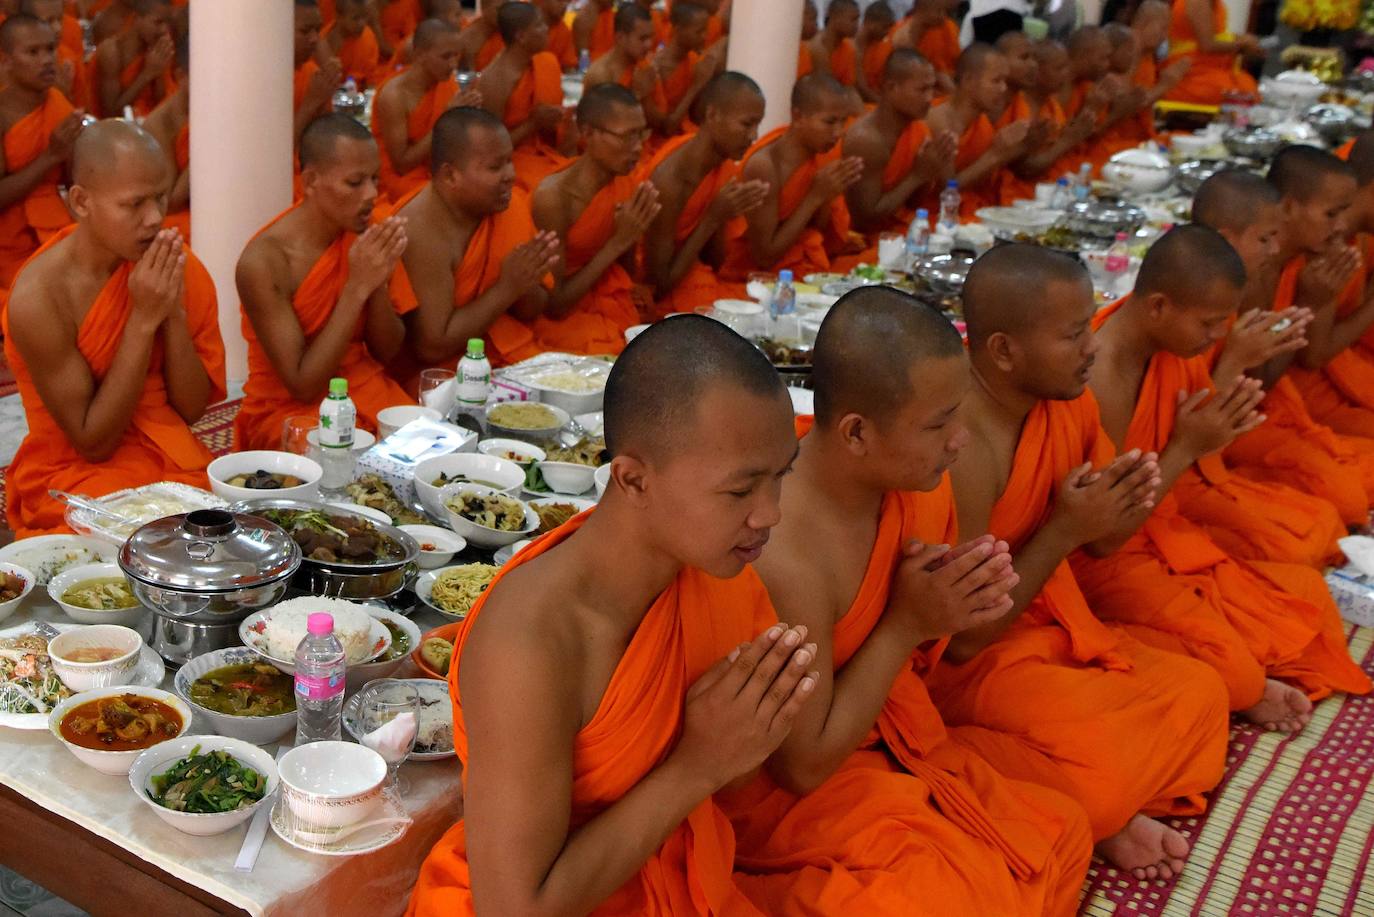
[[238, 597, 391, 674]]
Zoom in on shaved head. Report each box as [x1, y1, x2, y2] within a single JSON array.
[[1103, 21, 1133, 47], [497, 1, 540, 43], [1067, 25, 1104, 54], [1268, 144, 1355, 200], [812, 286, 963, 426], [131, 0, 170, 13], [0, 12, 47, 52], [669, 0, 707, 28], [1134, 224, 1246, 300], [72, 119, 167, 188], [432, 105, 506, 170], [576, 82, 640, 126], [413, 16, 460, 49], [883, 47, 932, 83], [1347, 130, 1374, 186], [1191, 170, 1279, 233], [791, 72, 848, 112], [299, 112, 374, 169], [699, 69, 762, 113], [963, 244, 1090, 348], [956, 41, 1000, 82]]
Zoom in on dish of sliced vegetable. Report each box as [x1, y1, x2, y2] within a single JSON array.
[[150, 746, 268, 814]]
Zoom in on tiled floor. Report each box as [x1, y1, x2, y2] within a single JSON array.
[[0, 865, 86, 917]]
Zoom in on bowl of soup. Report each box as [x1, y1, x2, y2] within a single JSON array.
[[173, 647, 298, 745], [48, 562, 147, 627], [414, 453, 525, 519], [49, 686, 191, 775], [207, 451, 323, 504], [48, 624, 143, 692]]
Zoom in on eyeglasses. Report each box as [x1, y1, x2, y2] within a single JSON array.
[[588, 124, 651, 143]]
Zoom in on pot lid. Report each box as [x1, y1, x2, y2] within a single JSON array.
[[119, 509, 301, 592]]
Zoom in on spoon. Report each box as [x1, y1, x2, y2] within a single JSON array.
[[47, 491, 137, 528], [291, 815, 412, 846]]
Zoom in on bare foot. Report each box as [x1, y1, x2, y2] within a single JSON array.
[[1242, 678, 1312, 733], [1095, 813, 1189, 881]]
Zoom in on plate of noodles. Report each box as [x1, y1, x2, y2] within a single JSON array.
[[527, 498, 595, 535], [484, 401, 569, 442], [414, 564, 499, 621]]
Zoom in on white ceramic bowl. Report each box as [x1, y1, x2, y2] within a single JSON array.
[[0, 562, 36, 624], [278, 741, 386, 829], [536, 461, 596, 496], [49, 686, 192, 775], [594, 464, 611, 500], [239, 606, 392, 676], [397, 525, 466, 569], [346, 607, 422, 691], [1169, 133, 1215, 158], [207, 451, 323, 504], [327, 501, 392, 525], [129, 735, 279, 836], [173, 646, 298, 745], [441, 484, 540, 549], [624, 323, 650, 343], [414, 453, 525, 518], [974, 206, 1061, 236], [476, 438, 546, 464], [377, 405, 442, 440], [47, 562, 147, 627], [0, 536, 114, 586], [49, 624, 143, 692], [1102, 148, 1174, 194], [485, 402, 570, 443], [413, 564, 498, 619]]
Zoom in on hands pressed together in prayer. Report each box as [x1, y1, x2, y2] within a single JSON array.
[[891, 535, 1020, 644], [1173, 377, 1267, 459], [1053, 449, 1162, 545], [128, 229, 186, 332]]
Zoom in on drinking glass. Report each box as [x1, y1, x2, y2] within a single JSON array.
[[418, 368, 456, 417], [281, 415, 317, 456], [356, 681, 420, 792]]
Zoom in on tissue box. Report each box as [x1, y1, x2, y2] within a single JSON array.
[[1326, 567, 1374, 628], [355, 418, 476, 508]]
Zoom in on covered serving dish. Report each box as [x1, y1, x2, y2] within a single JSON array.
[[1102, 148, 1174, 194]]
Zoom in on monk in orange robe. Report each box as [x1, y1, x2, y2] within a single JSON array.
[[649, 0, 719, 139], [294, 0, 343, 145], [141, 34, 188, 239], [997, 38, 1094, 205], [1060, 26, 1149, 175], [235, 115, 412, 451], [371, 18, 468, 202], [843, 49, 955, 235], [854, 0, 894, 104], [727, 286, 1094, 914], [890, 0, 959, 92], [407, 315, 816, 917], [797, 0, 859, 89], [3, 121, 224, 536], [324, 0, 382, 88], [641, 72, 766, 316], [0, 14, 82, 290], [391, 108, 559, 384], [92, 0, 173, 118], [89, 0, 132, 45], [935, 243, 1231, 880], [457, 0, 506, 71], [584, 4, 671, 139], [477, 2, 567, 193], [926, 44, 1030, 219], [1089, 223, 1346, 570], [532, 84, 657, 354], [377, 0, 421, 53], [572, 0, 614, 62], [1164, 0, 1263, 106], [536, 0, 576, 71], [22, 0, 90, 109], [721, 74, 863, 281]]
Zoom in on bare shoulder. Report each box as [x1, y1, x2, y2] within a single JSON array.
[[740, 147, 776, 184], [531, 171, 572, 230], [460, 555, 585, 691], [235, 231, 292, 298], [7, 243, 67, 326], [842, 114, 884, 161]]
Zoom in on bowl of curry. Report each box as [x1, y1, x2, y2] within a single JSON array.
[[49, 686, 192, 775]]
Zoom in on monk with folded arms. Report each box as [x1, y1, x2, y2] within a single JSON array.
[[584, 5, 670, 137], [0, 13, 83, 290], [392, 107, 560, 380], [721, 75, 863, 282], [477, 2, 566, 193], [294, 1, 344, 146], [842, 49, 956, 235], [3, 120, 225, 535], [532, 84, 658, 355], [93, 0, 173, 118], [407, 315, 817, 917], [725, 286, 1094, 914], [235, 115, 411, 451], [931, 243, 1231, 881]]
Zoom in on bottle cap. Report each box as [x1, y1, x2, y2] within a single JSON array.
[[778, 270, 793, 283], [946, 180, 958, 188], [328, 378, 348, 397], [307, 613, 334, 636], [1056, 177, 1069, 185], [916, 208, 928, 218], [466, 338, 485, 358], [1115, 231, 1127, 240]]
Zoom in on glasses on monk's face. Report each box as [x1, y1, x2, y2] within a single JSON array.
[[588, 123, 652, 144]]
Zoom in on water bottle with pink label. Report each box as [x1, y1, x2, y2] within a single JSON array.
[[294, 613, 346, 745]]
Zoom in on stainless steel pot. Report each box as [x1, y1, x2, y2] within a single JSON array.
[[914, 253, 976, 296], [1306, 103, 1358, 144], [1223, 127, 1281, 160], [1062, 199, 1146, 240]]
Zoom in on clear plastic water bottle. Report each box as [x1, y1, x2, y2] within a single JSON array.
[[294, 613, 346, 745], [1105, 232, 1130, 297], [938, 181, 960, 232], [332, 77, 366, 121], [578, 48, 591, 75], [318, 377, 356, 496], [453, 338, 492, 427], [906, 208, 930, 265], [772, 269, 799, 339], [1050, 176, 1070, 210], [1074, 163, 1092, 202]]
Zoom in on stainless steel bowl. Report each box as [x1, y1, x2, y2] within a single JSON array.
[[1306, 103, 1358, 144], [1175, 159, 1228, 195], [1223, 128, 1281, 160], [1061, 199, 1146, 240], [914, 253, 976, 296]]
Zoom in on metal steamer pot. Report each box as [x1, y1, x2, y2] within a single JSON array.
[[1061, 199, 1147, 241], [119, 509, 300, 665], [229, 498, 420, 601]]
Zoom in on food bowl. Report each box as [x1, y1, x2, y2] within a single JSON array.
[[441, 484, 540, 549], [327, 501, 392, 525], [412, 621, 462, 679], [129, 736, 280, 835], [594, 464, 611, 499], [376, 405, 442, 440], [173, 646, 298, 745], [47, 563, 148, 627], [1223, 128, 1281, 160], [207, 451, 323, 504], [49, 686, 192, 775], [1169, 132, 1220, 159], [1102, 148, 1174, 194], [1263, 70, 1326, 108], [0, 536, 114, 586], [476, 438, 546, 464], [414, 564, 498, 620], [524, 362, 611, 415], [239, 601, 392, 676], [278, 741, 386, 829], [346, 606, 422, 691], [484, 402, 570, 443], [0, 562, 35, 624], [414, 453, 525, 518], [49, 624, 144, 692], [535, 461, 596, 496], [973, 206, 1061, 237], [397, 525, 466, 569]]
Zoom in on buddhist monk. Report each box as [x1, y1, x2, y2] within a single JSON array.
[[324, 0, 382, 88], [648, 1, 719, 138], [932, 242, 1231, 880], [92, 0, 172, 118], [572, 0, 613, 63], [407, 314, 816, 917], [725, 285, 1095, 914], [994, 35, 1095, 204], [477, 1, 566, 193], [641, 71, 767, 314], [584, 5, 670, 136], [721, 74, 863, 281], [0, 13, 82, 290], [1164, 0, 1263, 106], [798, 0, 859, 90], [1105, 1, 1191, 148], [1063, 26, 1144, 173], [376, 0, 421, 55], [629, 0, 669, 48], [800, 0, 818, 43], [531, 84, 658, 354], [89, 0, 131, 45], [22, 0, 87, 108], [234, 114, 411, 450], [842, 49, 956, 235], [3, 120, 225, 535], [294, 1, 344, 146], [458, 0, 506, 72], [854, 0, 895, 104], [535, 0, 576, 71], [925, 44, 1030, 218], [371, 18, 469, 202], [392, 107, 559, 381], [140, 32, 187, 238], [891, 0, 959, 92]]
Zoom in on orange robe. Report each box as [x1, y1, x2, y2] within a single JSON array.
[[860, 38, 890, 92], [407, 510, 769, 917], [796, 39, 857, 86], [57, 35, 91, 111], [379, 0, 421, 51], [928, 394, 1231, 840], [372, 73, 458, 202], [658, 50, 702, 119], [503, 51, 569, 193], [162, 122, 191, 241], [871, 118, 931, 232], [720, 126, 853, 282], [1096, 297, 1345, 568], [0, 89, 75, 290], [928, 104, 998, 218], [97, 48, 174, 118], [998, 92, 1071, 205], [2, 226, 226, 536], [330, 24, 382, 88], [915, 19, 960, 75], [1065, 78, 1112, 174], [58, 14, 83, 62], [1290, 236, 1374, 441], [234, 208, 416, 451], [474, 30, 504, 71], [547, 19, 578, 71], [588, 6, 615, 61], [1163, 0, 1258, 106], [293, 59, 320, 113]]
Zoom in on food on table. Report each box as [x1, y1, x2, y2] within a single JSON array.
[[412, 684, 453, 754], [497, 449, 535, 462], [446, 491, 529, 532], [428, 565, 496, 617], [756, 338, 813, 367], [60, 576, 138, 610], [488, 402, 558, 430], [259, 508, 405, 564], [850, 263, 888, 281], [545, 437, 607, 467], [523, 463, 550, 494], [150, 746, 268, 813], [250, 597, 383, 664], [2, 543, 104, 585], [344, 474, 426, 526], [101, 493, 214, 537], [378, 619, 412, 662], [188, 663, 296, 717], [0, 571, 25, 602], [432, 471, 504, 489], [61, 646, 126, 663], [530, 370, 606, 394], [0, 633, 70, 713], [420, 637, 454, 676], [223, 470, 305, 490], [533, 502, 580, 534], [59, 693, 183, 751]]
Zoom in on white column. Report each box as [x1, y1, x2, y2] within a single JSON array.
[[189, 0, 294, 385], [726, 0, 802, 134], [1222, 0, 1253, 34]]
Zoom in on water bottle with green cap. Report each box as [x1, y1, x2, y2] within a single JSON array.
[[318, 377, 356, 495]]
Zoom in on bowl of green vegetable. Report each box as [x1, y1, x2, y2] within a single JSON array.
[[129, 736, 279, 836], [174, 647, 298, 745]]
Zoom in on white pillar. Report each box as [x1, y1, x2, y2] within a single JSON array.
[[1222, 0, 1253, 34], [726, 0, 802, 134], [189, 0, 294, 385]]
